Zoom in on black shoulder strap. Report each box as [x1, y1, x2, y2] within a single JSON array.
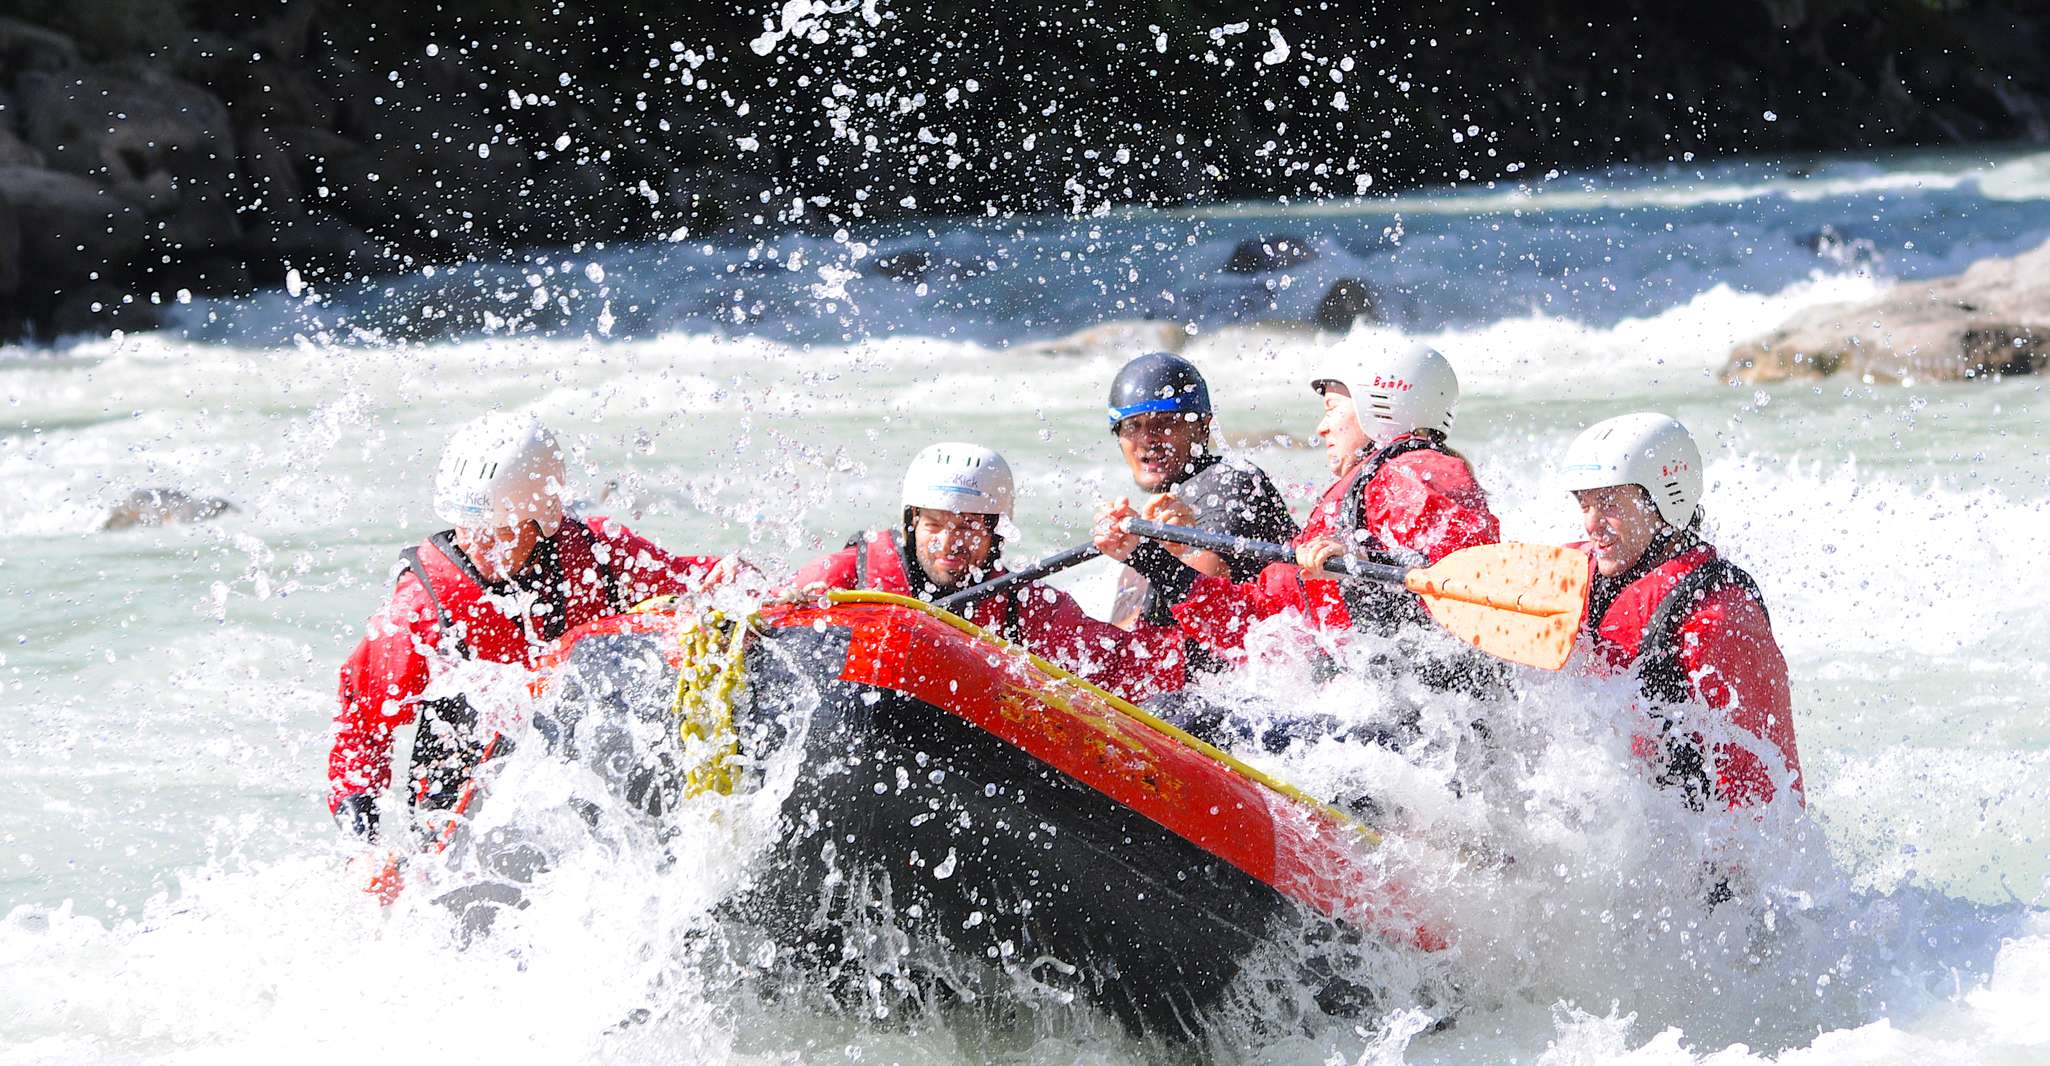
[[401, 540, 470, 658], [1002, 587, 1024, 644], [1332, 436, 1448, 634], [852, 530, 873, 589], [1337, 434, 1450, 548], [1637, 557, 1765, 705]]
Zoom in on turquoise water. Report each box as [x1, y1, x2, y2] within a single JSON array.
[[1, 149, 2047, 1064]]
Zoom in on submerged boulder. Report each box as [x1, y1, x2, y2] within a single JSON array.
[[102, 489, 237, 532], [1726, 238, 2050, 384], [1223, 235, 1317, 275], [1315, 277, 1380, 331]]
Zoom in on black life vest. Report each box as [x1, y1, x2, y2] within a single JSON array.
[[1332, 433, 1455, 635]]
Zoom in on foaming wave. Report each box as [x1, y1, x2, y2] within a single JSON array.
[[1705, 455, 2050, 661], [1174, 610, 2042, 1064], [1415, 273, 1885, 395], [1198, 159, 1988, 222]]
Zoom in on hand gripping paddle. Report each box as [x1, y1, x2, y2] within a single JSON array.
[[1122, 518, 1591, 670]]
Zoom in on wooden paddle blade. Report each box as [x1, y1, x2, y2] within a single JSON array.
[[1402, 544, 1591, 671]]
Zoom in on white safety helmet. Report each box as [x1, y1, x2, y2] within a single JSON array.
[[1312, 340, 1459, 444], [900, 442, 1015, 518], [1559, 412, 1703, 528], [432, 413, 569, 534]]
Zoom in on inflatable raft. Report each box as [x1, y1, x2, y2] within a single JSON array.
[[526, 591, 1448, 1035]]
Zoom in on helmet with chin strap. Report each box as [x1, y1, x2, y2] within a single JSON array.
[[1559, 412, 1704, 528], [1311, 339, 1459, 444], [432, 413, 568, 534]]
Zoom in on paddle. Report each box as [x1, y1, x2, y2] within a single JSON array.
[[934, 543, 1104, 614], [1121, 518, 1591, 670]]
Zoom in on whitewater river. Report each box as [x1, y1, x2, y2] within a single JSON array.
[[2, 149, 2047, 1063]]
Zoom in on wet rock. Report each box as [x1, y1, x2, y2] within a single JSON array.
[[518, 155, 639, 245], [236, 124, 305, 221], [1223, 235, 1318, 274], [1726, 237, 2050, 384], [318, 57, 532, 255], [102, 489, 237, 532], [271, 124, 364, 167], [1314, 278, 1380, 331], [0, 89, 42, 168], [171, 256, 254, 297], [16, 63, 243, 280], [1015, 319, 1188, 358], [48, 282, 163, 338], [0, 190, 17, 297], [0, 127, 43, 169], [242, 211, 389, 285], [0, 165, 149, 293], [663, 158, 779, 233], [18, 64, 237, 198], [0, 17, 81, 74]]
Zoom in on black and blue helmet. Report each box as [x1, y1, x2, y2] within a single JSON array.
[[1107, 352, 1211, 430]]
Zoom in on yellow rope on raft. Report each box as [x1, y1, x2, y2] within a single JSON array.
[[669, 608, 751, 798], [819, 589, 1382, 847], [642, 588, 1371, 841]]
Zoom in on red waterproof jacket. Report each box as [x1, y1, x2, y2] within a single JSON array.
[[1170, 437, 1501, 654], [794, 530, 1184, 703], [330, 516, 721, 820], [1576, 540, 1802, 809]]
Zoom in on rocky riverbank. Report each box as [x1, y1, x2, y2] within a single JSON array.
[[1, 0, 2047, 343], [1724, 237, 2050, 384]]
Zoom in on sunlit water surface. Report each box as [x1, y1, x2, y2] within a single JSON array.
[[2, 149, 2047, 1064]]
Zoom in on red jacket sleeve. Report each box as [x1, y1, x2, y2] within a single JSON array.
[[583, 515, 724, 604], [1014, 583, 1185, 703], [330, 575, 441, 815], [1169, 561, 1323, 658], [792, 546, 860, 591], [1678, 585, 1803, 807]]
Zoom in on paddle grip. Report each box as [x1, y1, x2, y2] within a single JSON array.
[[1121, 519, 1412, 585]]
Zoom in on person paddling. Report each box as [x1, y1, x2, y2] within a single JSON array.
[[793, 441, 1182, 702], [1096, 342, 1500, 655], [329, 414, 741, 847], [1102, 352, 1296, 670], [1560, 413, 1802, 809]]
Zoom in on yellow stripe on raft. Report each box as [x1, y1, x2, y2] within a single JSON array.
[[821, 589, 1382, 847]]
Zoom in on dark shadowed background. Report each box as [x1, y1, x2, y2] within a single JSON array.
[[0, 0, 2045, 341]]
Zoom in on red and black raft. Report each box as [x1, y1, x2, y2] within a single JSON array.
[[530, 591, 1448, 1035]]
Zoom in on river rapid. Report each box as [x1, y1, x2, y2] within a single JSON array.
[[2, 149, 2048, 1064]]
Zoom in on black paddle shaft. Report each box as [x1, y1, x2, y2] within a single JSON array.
[[1121, 518, 1414, 585], [934, 543, 1103, 613]]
